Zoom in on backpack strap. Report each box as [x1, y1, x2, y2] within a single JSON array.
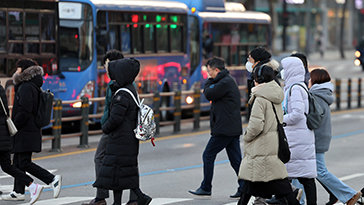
[[115, 88, 141, 107], [289, 83, 308, 96]]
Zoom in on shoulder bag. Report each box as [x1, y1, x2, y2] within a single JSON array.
[[271, 102, 290, 163], [0, 97, 17, 136]]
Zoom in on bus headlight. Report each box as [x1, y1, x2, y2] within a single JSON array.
[[72, 81, 95, 108], [355, 51, 361, 58], [186, 96, 194, 104], [354, 59, 361, 66]]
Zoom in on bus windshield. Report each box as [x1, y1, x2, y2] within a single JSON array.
[[59, 2, 93, 72]]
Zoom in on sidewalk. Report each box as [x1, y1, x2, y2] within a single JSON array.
[[308, 49, 355, 62]]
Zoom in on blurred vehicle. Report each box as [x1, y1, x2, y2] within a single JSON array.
[[0, 0, 59, 108], [354, 39, 364, 71]]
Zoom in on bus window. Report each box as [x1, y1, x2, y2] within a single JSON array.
[[121, 25, 131, 54], [8, 11, 23, 54], [25, 12, 40, 54], [257, 25, 268, 43], [41, 13, 55, 41], [109, 25, 121, 50], [131, 24, 142, 54], [157, 24, 168, 52], [0, 11, 5, 52], [144, 24, 155, 53], [171, 25, 182, 52], [41, 13, 56, 54], [188, 16, 200, 74], [59, 4, 93, 72]]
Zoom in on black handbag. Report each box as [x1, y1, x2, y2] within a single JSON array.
[[271, 102, 291, 164]]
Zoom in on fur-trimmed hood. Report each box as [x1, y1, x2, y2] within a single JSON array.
[[13, 66, 44, 86]]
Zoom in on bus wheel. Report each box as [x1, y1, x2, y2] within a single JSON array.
[[5, 80, 15, 106], [160, 86, 172, 121]]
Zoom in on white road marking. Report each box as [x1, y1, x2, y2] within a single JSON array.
[[19, 197, 93, 205], [0, 169, 57, 179], [339, 173, 364, 181]]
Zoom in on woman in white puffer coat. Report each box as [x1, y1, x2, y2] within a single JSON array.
[[281, 57, 317, 205]]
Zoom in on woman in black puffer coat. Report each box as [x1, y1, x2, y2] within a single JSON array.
[[93, 58, 150, 205], [9, 64, 61, 199], [0, 84, 45, 204]]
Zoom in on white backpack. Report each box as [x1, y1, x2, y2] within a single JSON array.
[[115, 88, 156, 144]]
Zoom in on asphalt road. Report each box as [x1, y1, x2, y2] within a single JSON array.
[[0, 107, 364, 205], [0, 50, 363, 205]]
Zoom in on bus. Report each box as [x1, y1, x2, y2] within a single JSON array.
[[0, 0, 58, 105], [168, 0, 272, 107], [55, 0, 271, 120], [56, 0, 190, 120]]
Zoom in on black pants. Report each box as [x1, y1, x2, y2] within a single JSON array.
[[296, 177, 317, 205], [13, 152, 55, 194], [200, 135, 244, 192], [0, 151, 33, 187]]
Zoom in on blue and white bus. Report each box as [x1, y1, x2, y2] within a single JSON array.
[[44, 0, 271, 119]]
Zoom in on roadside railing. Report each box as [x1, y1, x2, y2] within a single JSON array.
[[35, 77, 364, 152]]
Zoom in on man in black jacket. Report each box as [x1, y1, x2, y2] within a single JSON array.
[[189, 57, 244, 198]]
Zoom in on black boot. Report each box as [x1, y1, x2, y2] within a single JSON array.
[[132, 188, 152, 205]]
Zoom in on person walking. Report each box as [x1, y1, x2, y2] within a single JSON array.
[[309, 68, 361, 205], [188, 57, 244, 198], [281, 56, 317, 205], [0, 83, 43, 204], [93, 58, 150, 205], [1, 59, 61, 201], [83, 50, 151, 205], [245, 47, 279, 120], [237, 65, 300, 205]]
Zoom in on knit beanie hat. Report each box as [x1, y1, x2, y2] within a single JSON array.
[[250, 47, 271, 62]]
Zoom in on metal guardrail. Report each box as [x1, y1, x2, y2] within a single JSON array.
[[37, 77, 364, 152]]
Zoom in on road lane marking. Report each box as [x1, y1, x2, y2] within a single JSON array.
[[339, 173, 364, 181], [19, 197, 94, 205], [32, 107, 364, 162]]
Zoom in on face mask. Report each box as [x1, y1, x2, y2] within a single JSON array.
[[245, 61, 253, 72], [280, 69, 285, 80]]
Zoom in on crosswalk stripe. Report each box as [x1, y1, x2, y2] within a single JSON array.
[[19, 197, 93, 205], [0, 169, 57, 180]]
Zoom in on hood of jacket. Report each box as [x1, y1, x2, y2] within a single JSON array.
[[108, 58, 140, 88], [310, 82, 334, 105], [250, 80, 284, 104], [13, 65, 43, 87], [281, 57, 305, 90]]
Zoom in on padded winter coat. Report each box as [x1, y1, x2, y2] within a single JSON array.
[[238, 80, 288, 182], [281, 57, 317, 178], [93, 58, 140, 190], [12, 66, 43, 153], [0, 85, 11, 151], [203, 69, 242, 137]]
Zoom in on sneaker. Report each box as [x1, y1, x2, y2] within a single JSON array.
[[347, 192, 362, 205], [1, 191, 25, 201], [51, 175, 62, 198], [29, 184, 44, 205]]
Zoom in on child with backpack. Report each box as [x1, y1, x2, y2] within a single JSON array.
[[93, 58, 151, 205]]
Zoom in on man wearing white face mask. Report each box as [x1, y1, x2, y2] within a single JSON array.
[[245, 47, 279, 120]]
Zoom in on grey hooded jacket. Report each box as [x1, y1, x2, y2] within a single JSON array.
[[310, 82, 334, 153]]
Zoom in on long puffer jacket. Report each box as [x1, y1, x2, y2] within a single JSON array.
[[281, 57, 317, 178], [93, 58, 140, 190], [239, 80, 288, 182]]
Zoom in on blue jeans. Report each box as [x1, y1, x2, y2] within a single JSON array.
[[200, 135, 244, 192], [316, 153, 356, 203]]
